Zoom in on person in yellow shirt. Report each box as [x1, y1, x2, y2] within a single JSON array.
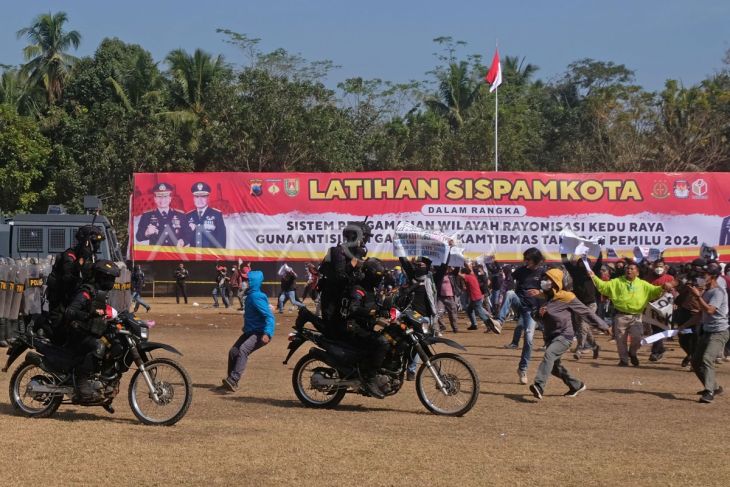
[[589, 261, 673, 366]]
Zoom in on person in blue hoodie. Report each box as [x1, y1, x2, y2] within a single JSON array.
[[222, 270, 275, 391]]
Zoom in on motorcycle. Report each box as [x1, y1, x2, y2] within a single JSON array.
[[3, 309, 192, 426], [284, 305, 480, 416]]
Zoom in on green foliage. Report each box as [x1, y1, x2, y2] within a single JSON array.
[[2, 13, 730, 248], [0, 106, 51, 213]]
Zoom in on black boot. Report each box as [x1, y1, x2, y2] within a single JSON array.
[[364, 375, 385, 399]]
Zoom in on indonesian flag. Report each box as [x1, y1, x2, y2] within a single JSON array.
[[485, 49, 502, 93]]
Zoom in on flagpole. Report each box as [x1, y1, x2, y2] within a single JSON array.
[[495, 84, 498, 172]]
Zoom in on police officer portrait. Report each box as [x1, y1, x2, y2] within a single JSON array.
[[186, 182, 227, 249], [134, 183, 187, 247]]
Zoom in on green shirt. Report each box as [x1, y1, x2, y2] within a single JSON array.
[[591, 275, 664, 314]]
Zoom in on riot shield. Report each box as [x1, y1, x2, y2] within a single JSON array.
[[9, 261, 29, 320], [40, 256, 53, 313], [0, 259, 9, 320], [0, 259, 8, 344], [23, 258, 43, 315], [1, 259, 17, 320], [5, 260, 26, 341], [108, 262, 131, 313], [121, 265, 132, 311]]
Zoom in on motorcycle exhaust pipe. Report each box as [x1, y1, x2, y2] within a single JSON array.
[[26, 380, 73, 395], [310, 374, 359, 389]]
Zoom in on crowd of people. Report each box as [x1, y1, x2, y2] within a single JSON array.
[[22, 220, 729, 405], [219, 239, 729, 404]]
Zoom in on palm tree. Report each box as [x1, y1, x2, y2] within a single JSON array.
[[108, 51, 164, 113], [424, 61, 481, 129], [162, 48, 225, 126], [16, 11, 81, 105], [0, 68, 43, 116], [502, 56, 538, 86]]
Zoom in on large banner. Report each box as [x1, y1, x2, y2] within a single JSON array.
[[130, 171, 730, 262]]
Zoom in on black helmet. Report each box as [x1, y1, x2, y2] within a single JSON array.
[[93, 260, 120, 291], [342, 221, 372, 245], [361, 258, 385, 288], [76, 225, 105, 252], [76, 225, 105, 243]]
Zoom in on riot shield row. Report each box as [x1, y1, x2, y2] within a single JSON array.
[[0, 257, 131, 346], [0, 257, 49, 345]]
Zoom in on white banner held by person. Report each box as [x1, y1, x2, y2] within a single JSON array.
[[393, 222, 462, 266], [641, 328, 692, 345], [559, 228, 602, 258], [641, 292, 674, 330], [448, 247, 466, 268]]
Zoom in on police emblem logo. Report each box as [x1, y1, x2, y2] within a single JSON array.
[[650, 181, 669, 199], [691, 179, 708, 198], [250, 179, 263, 196], [284, 178, 299, 197], [673, 180, 689, 199]]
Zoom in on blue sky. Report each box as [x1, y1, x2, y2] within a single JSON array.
[[2, 0, 729, 92]]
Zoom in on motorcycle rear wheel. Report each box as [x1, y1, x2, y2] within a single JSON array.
[[416, 352, 479, 417], [128, 357, 192, 426], [9, 361, 63, 418], [292, 353, 346, 408]]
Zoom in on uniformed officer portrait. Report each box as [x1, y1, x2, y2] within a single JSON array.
[[135, 183, 187, 247], [186, 182, 227, 248]]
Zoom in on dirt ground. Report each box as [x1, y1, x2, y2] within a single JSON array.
[[1, 297, 729, 486]]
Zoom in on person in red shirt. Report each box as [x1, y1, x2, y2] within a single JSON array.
[[460, 266, 501, 333], [648, 259, 675, 362]]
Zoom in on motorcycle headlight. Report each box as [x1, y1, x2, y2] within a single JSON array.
[[421, 320, 430, 334], [140, 326, 149, 340]]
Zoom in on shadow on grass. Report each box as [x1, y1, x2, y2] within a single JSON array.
[[479, 390, 534, 404], [589, 387, 693, 402], [0, 401, 138, 424], [223, 395, 429, 415]]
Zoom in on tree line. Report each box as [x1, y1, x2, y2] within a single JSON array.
[[1, 12, 729, 244]]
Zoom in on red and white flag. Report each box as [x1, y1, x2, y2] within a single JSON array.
[[485, 49, 502, 93]]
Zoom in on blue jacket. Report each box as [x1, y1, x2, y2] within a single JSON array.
[[243, 270, 275, 337]]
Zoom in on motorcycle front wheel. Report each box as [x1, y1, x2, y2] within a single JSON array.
[[128, 357, 192, 426], [292, 353, 346, 408], [9, 361, 63, 418], [416, 352, 480, 417]]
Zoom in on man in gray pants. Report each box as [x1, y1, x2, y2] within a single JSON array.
[[683, 263, 729, 403], [528, 268, 609, 400]]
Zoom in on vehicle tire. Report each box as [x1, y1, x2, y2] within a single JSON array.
[[415, 352, 479, 417], [292, 353, 346, 408], [128, 357, 192, 426], [9, 361, 62, 418]]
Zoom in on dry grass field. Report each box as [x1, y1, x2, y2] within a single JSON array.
[[1, 297, 729, 486]]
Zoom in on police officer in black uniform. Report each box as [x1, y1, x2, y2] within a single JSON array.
[[135, 182, 187, 247], [64, 260, 120, 400], [344, 258, 390, 398], [186, 182, 227, 248], [318, 221, 372, 328], [45, 225, 105, 343]]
